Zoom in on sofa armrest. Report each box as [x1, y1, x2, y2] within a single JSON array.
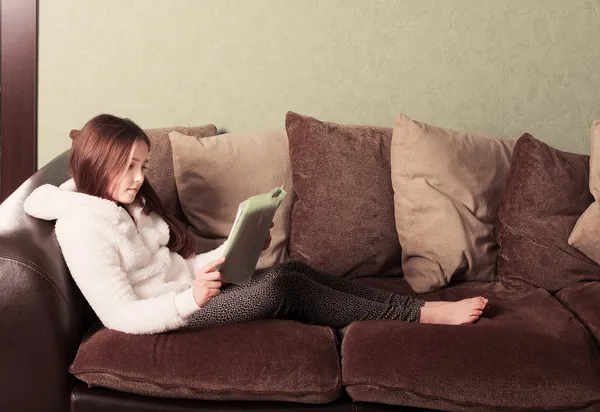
[[0, 254, 76, 412], [0, 151, 95, 412]]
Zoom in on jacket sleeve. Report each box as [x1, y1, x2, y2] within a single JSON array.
[[55, 218, 197, 334], [188, 241, 228, 272]]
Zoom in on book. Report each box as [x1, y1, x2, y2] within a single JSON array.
[[217, 185, 287, 285]]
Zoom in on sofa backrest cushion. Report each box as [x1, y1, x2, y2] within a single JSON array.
[[495, 133, 600, 292], [285, 111, 402, 279]]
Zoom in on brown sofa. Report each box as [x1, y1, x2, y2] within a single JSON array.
[[1, 117, 600, 412]]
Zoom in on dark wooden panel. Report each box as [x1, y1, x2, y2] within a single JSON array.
[[0, 0, 38, 202]]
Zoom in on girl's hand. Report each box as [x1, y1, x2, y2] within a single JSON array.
[[263, 222, 274, 250], [193, 257, 224, 308]]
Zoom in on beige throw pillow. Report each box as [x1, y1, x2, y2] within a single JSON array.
[[569, 121, 600, 262], [169, 128, 293, 269], [391, 114, 517, 293]]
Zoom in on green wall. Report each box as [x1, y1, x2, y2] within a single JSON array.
[[38, 0, 600, 167]]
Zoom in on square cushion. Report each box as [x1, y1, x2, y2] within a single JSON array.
[[285, 111, 402, 279], [70, 124, 218, 221], [169, 128, 293, 269], [556, 281, 600, 346], [569, 121, 600, 263], [495, 133, 600, 292], [341, 280, 600, 411], [70, 320, 341, 403], [391, 113, 517, 293]]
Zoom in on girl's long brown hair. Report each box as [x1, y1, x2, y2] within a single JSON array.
[[70, 114, 194, 258]]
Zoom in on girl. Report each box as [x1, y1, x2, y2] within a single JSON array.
[[24, 114, 488, 335]]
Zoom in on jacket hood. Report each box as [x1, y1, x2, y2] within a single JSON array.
[[24, 178, 123, 222]]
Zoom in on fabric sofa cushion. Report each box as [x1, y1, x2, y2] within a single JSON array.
[[70, 124, 218, 221], [495, 133, 600, 292], [169, 128, 293, 268], [556, 281, 600, 346], [569, 121, 600, 263], [342, 280, 600, 411], [70, 320, 341, 403], [285, 111, 402, 279], [391, 113, 516, 293]]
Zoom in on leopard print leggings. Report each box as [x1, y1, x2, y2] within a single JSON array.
[[186, 260, 425, 329]]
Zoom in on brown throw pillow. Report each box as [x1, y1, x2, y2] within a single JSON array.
[[391, 113, 517, 293], [495, 133, 600, 292], [285, 111, 402, 279], [70, 124, 218, 220], [569, 121, 600, 263], [169, 128, 293, 269]]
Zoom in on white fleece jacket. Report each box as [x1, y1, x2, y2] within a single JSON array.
[[24, 179, 226, 335]]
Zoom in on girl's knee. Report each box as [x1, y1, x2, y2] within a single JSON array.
[[266, 271, 307, 296], [280, 260, 311, 272], [256, 272, 304, 318]]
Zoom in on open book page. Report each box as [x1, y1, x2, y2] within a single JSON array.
[[230, 201, 247, 235]]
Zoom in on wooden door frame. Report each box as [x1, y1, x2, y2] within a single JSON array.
[[1, 0, 38, 202]]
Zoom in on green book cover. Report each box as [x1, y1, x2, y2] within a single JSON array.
[[219, 186, 287, 285]]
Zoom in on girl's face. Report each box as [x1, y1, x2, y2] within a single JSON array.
[[110, 140, 149, 204]]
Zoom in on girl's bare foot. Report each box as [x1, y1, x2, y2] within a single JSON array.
[[422, 301, 447, 307], [419, 297, 488, 325]]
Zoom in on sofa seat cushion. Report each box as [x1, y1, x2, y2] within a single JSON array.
[[70, 319, 342, 404], [341, 281, 600, 411], [556, 282, 600, 346]]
